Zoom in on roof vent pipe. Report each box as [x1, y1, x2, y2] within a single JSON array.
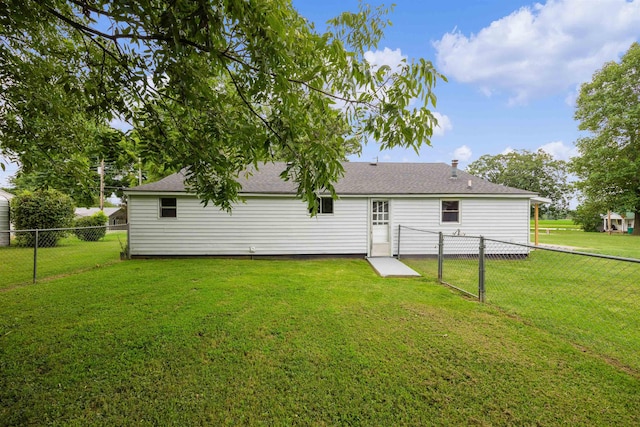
[[451, 159, 459, 179]]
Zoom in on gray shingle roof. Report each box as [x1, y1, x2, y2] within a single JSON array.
[[75, 207, 123, 218], [0, 189, 14, 200], [127, 162, 537, 196]]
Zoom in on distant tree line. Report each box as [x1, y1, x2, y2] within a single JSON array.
[[467, 43, 639, 234]]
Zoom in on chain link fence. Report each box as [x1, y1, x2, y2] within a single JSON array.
[[1, 225, 127, 288], [398, 225, 640, 373]]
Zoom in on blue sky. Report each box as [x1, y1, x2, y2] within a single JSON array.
[[294, 0, 640, 166], [1, 0, 640, 187]]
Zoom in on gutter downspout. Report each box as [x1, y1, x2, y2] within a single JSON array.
[[534, 202, 540, 246]]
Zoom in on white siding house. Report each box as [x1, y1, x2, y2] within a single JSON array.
[[602, 212, 635, 233], [75, 207, 127, 227], [0, 189, 14, 247], [125, 162, 538, 258]]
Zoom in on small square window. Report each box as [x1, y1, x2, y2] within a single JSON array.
[[442, 200, 459, 223], [160, 197, 177, 218], [310, 197, 334, 215], [320, 197, 334, 214]]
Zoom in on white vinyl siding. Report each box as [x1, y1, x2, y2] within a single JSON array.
[[128, 194, 530, 257], [129, 195, 368, 256], [0, 197, 9, 247], [392, 198, 530, 256]]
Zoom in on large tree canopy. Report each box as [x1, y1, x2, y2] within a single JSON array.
[[0, 0, 444, 210], [571, 42, 640, 234], [466, 149, 572, 218], [8, 126, 141, 206]]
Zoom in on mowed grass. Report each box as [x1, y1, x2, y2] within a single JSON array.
[[405, 228, 640, 375], [1, 258, 638, 425], [0, 231, 124, 289], [531, 218, 582, 230], [534, 229, 640, 258]]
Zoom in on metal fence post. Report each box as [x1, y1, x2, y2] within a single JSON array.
[[438, 232, 443, 283], [397, 225, 401, 259], [33, 229, 38, 284], [478, 236, 485, 302], [126, 222, 131, 260]]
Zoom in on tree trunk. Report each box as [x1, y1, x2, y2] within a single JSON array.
[[633, 207, 640, 236]]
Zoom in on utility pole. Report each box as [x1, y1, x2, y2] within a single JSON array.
[[99, 158, 105, 210], [138, 157, 142, 185]]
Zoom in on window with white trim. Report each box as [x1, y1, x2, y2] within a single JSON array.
[[372, 200, 389, 225], [160, 197, 177, 218], [441, 200, 459, 223], [310, 197, 334, 215]]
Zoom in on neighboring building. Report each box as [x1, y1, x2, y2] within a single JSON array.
[[124, 161, 538, 258], [602, 212, 635, 233], [75, 207, 127, 228], [0, 189, 14, 247]]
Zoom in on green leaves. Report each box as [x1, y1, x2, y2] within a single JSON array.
[[1, 0, 445, 210], [10, 189, 75, 246], [467, 150, 572, 218], [73, 212, 108, 241], [572, 43, 640, 231]]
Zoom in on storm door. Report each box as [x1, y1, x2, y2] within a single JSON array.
[[370, 200, 391, 256]]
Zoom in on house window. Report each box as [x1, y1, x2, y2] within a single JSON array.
[[441, 200, 459, 223], [311, 197, 334, 215], [372, 200, 389, 225], [160, 197, 177, 218]]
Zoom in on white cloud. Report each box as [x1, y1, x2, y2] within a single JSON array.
[[432, 112, 453, 137], [434, 0, 640, 104], [331, 48, 407, 112], [453, 145, 472, 162], [501, 146, 515, 155], [364, 47, 406, 72], [538, 140, 577, 160]]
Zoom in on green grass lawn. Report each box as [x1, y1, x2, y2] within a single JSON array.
[[531, 218, 582, 230], [408, 251, 640, 367], [0, 231, 124, 289], [1, 258, 638, 425], [533, 229, 640, 258], [405, 228, 640, 376]]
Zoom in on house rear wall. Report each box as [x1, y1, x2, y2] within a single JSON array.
[[127, 195, 530, 257], [391, 198, 530, 255], [128, 195, 369, 256]]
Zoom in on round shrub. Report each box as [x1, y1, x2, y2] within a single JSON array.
[[10, 189, 75, 247], [74, 211, 108, 241]]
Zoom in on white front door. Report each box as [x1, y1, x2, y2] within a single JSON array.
[[371, 200, 391, 257]]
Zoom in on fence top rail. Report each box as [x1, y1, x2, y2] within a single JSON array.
[[9, 225, 126, 233], [399, 225, 480, 238], [398, 224, 640, 264], [484, 237, 640, 264], [398, 225, 440, 235]]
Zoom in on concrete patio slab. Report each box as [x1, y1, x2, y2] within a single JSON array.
[[367, 257, 421, 278]]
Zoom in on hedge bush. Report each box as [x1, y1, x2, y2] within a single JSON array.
[[573, 202, 604, 232], [73, 211, 108, 241], [10, 189, 75, 247]]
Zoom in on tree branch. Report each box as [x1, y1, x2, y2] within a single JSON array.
[[44, 5, 378, 108]]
